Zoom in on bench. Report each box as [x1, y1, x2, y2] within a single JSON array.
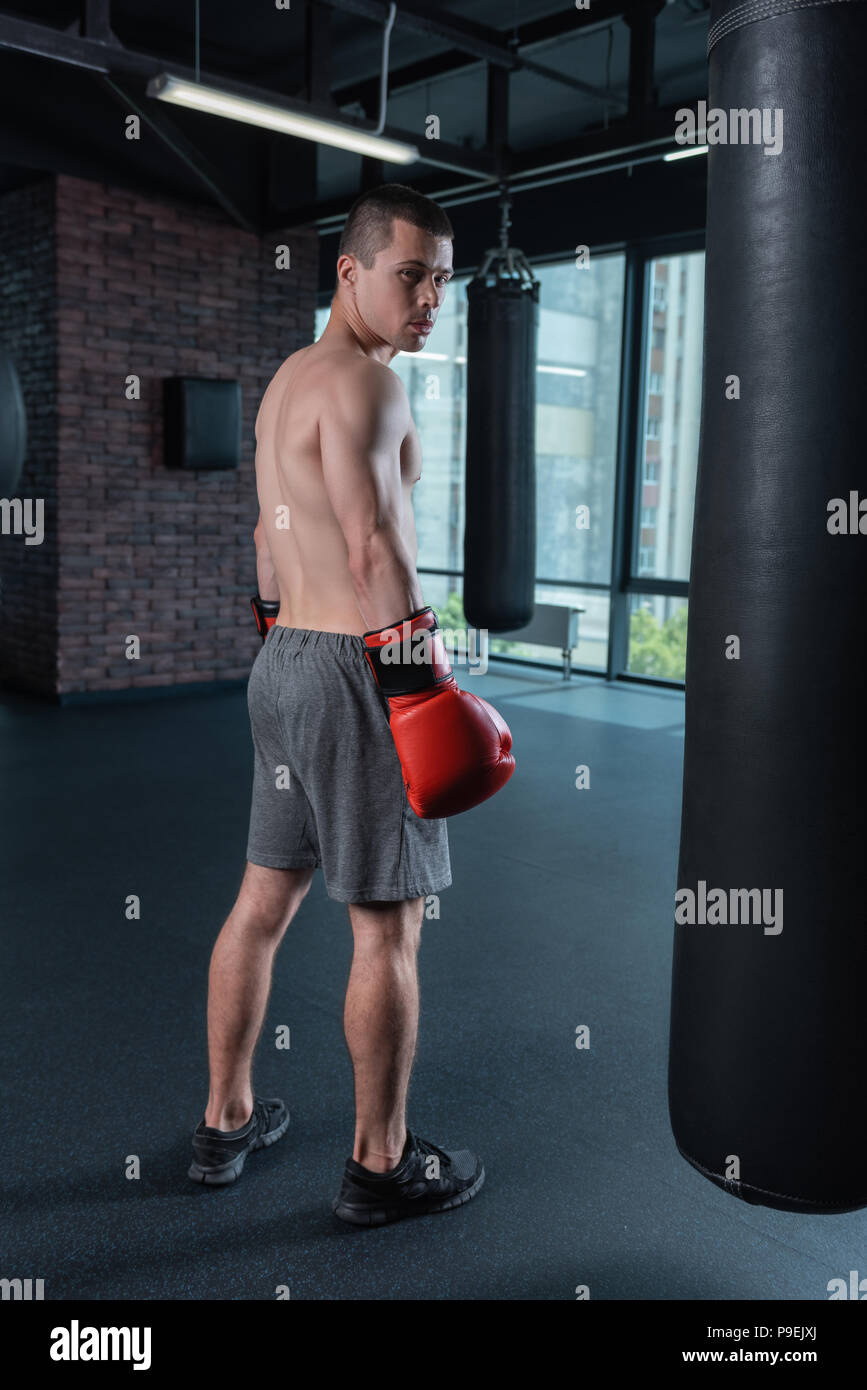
[[490, 602, 585, 679]]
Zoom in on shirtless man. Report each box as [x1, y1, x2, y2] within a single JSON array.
[[188, 185, 497, 1226]]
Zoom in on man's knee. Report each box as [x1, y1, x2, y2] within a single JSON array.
[[236, 862, 315, 934], [347, 896, 424, 950]]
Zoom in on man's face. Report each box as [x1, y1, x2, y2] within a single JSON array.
[[351, 217, 453, 353]]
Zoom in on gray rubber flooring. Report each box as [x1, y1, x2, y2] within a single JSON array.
[[2, 662, 863, 1299]]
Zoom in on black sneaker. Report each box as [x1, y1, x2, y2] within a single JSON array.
[[332, 1129, 485, 1227], [188, 1096, 289, 1186]]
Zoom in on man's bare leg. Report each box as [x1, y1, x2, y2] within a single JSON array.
[[344, 896, 424, 1172], [204, 862, 314, 1130]]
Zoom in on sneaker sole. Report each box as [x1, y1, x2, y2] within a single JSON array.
[[188, 1111, 290, 1186], [332, 1164, 485, 1226]]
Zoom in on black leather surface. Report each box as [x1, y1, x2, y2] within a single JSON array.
[[463, 276, 539, 631], [669, 0, 867, 1212]]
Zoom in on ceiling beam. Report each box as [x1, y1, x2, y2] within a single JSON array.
[[0, 13, 494, 180], [304, 2, 333, 106], [624, 2, 666, 121], [333, 48, 480, 115], [271, 98, 704, 235], [509, 101, 691, 184], [517, 0, 660, 45], [79, 0, 116, 45], [328, 0, 650, 110], [486, 63, 510, 179], [323, 0, 549, 65], [321, 0, 628, 107], [99, 75, 258, 232], [323, 1, 689, 146]]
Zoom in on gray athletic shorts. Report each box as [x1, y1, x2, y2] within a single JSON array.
[[245, 624, 451, 904]]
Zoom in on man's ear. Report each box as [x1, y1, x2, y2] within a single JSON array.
[[335, 253, 360, 290]]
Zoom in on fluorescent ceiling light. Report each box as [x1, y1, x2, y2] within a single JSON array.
[[664, 144, 709, 162], [395, 351, 465, 363], [147, 73, 419, 164]]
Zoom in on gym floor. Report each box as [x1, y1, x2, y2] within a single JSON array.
[[1, 661, 860, 1299]]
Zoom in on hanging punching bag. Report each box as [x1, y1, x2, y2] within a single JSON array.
[[463, 198, 539, 633], [668, 0, 867, 1213]]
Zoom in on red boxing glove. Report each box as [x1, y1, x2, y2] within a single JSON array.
[[250, 594, 280, 642], [363, 606, 514, 819]]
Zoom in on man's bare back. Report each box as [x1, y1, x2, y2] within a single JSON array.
[[254, 340, 423, 635]]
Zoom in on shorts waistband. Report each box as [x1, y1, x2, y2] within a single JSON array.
[[265, 624, 367, 659]]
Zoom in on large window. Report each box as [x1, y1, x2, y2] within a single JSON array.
[[632, 253, 704, 585], [627, 594, 688, 682], [533, 256, 626, 599], [621, 249, 704, 684]]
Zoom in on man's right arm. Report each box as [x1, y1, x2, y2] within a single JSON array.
[[321, 358, 516, 820], [319, 359, 424, 631]]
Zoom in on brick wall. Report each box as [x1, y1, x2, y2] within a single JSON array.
[[0, 173, 317, 698]]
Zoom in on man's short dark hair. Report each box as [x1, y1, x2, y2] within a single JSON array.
[[337, 183, 454, 274]]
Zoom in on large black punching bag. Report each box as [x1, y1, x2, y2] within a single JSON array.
[[668, 0, 867, 1213], [463, 193, 539, 632]]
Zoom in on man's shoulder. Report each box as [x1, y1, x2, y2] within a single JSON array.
[[312, 348, 408, 410], [310, 344, 400, 380]]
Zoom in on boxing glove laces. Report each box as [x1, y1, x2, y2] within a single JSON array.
[[250, 594, 280, 641]]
